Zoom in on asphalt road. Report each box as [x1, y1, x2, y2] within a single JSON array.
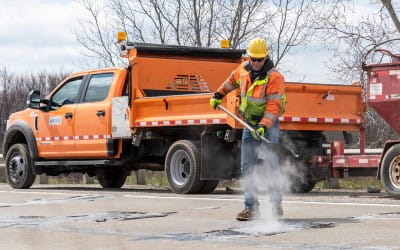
[[0, 183, 399, 250]]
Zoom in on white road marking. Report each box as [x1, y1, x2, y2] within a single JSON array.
[[284, 200, 400, 207], [1, 189, 400, 208], [122, 194, 400, 207]]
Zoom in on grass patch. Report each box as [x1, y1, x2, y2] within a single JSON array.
[[315, 177, 382, 190], [126, 170, 169, 186]]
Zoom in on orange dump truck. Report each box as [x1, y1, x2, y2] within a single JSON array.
[[2, 40, 366, 193]]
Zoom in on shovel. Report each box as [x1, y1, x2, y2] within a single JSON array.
[[217, 104, 299, 158]]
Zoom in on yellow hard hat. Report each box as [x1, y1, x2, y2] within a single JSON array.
[[247, 38, 268, 58]]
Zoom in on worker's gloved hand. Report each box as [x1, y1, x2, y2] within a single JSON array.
[[209, 92, 224, 110], [251, 124, 266, 140], [210, 98, 222, 109]]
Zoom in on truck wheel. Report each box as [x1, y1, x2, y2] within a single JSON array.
[[286, 161, 319, 193], [198, 180, 219, 194], [290, 178, 317, 193], [96, 169, 127, 188], [381, 144, 400, 198], [165, 140, 203, 194], [5, 143, 35, 189]]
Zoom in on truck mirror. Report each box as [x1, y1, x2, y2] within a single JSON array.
[[27, 90, 41, 109]]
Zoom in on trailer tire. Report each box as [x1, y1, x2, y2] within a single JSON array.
[[165, 140, 203, 194], [381, 144, 400, 198], [5, 143, 35, 189], [198, 180, 219, 194], [96, 169, 127, 188]]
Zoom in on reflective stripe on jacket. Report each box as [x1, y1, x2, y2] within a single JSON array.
[[216, 61, 286, 128]]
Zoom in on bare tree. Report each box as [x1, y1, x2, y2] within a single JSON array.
[[320, 0, 400, 147], [365, 109, 398, 148], [0, 68, 67, 149], [75, 0, 118, 67], [215, 0, 272, 49], [380, 0, 400, 32], [320, 0, 400, 83], [108, 0, 272, 47], [268, 0, 334, 66], [75, 0, 341, 68]]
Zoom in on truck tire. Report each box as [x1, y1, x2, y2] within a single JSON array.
[[282, 158, 318, 193], [96, 169, 127, 188], [198, 180, 219, 194], [380, 144, 400, 198], [290, 179, 317, 193], [5, 143, 35, 189], [282, 131, 327, 193], [165, 140, 204, 194]]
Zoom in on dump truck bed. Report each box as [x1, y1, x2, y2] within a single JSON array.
[[130, 84, 363, 132], [281, 82, 363, 131], [125, 44, 364, 132]]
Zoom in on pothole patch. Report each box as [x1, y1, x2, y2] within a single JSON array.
[[149, 220, 338, 242], [0, 195, 105, 207], [211, 220, 336, 238], [354, 212, 400, 220], [0, 211, 175, 229]]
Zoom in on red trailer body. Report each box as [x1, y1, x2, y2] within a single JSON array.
[[363, 50, 400, 198]]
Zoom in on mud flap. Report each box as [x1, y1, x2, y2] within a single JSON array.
[[200, 130, 240, 180], [112, 96, 131, 138]]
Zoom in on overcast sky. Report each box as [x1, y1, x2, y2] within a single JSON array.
[[0, 0, 85, 74], [0, 0, 377, 84]]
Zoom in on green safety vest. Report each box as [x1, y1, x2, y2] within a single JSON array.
[[239, 70, 286, 125]]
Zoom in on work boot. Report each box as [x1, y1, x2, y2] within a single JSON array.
[[272, 203, 283, 218], [236, 207, 260, 221]]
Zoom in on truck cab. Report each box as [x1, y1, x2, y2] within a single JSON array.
[[3, 68, 132, 188]]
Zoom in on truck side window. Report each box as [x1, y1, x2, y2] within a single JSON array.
[[84, 73, 114, 102], [51, 77, 83, 110]]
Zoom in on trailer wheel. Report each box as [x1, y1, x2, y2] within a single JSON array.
[[5, 143, 35, 189], [96, 169, 127, 188], [381, 144, 400, 198], [165, 140, 203, 194]]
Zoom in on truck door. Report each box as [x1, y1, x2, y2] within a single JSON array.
[[36, 76, 85, 158], [73, 72, 114, 157]]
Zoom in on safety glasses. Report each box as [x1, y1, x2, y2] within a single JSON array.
[[250, 57, 265, 62]]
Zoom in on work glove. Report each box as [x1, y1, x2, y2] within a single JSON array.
[[209, 92, 224, 110], [251, 124, 266, 140]]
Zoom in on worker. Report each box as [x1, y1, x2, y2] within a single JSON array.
[[210, 37, 286, 221]]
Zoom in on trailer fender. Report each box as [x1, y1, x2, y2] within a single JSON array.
[[377, 140, 400, 179], [2, 120, 39, 161]]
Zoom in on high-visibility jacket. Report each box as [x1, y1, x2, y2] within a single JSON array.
[[216, 61, 286, 128]]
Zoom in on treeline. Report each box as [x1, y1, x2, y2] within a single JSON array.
[[0, 68, 68, 149]]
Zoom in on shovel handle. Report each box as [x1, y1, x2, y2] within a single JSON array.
[[217, 104, 299, 158], [216, 104, 270, 143]]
